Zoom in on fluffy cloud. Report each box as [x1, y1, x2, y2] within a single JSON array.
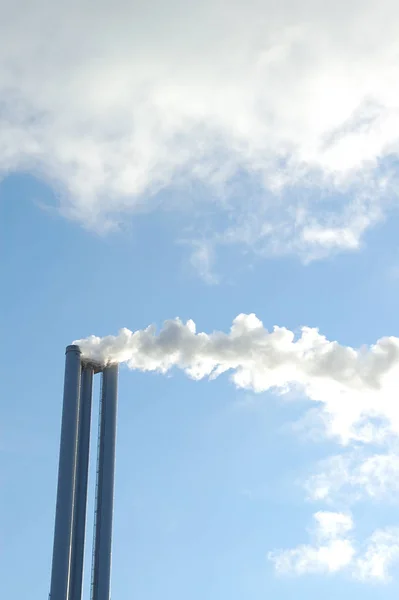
[[356, 529, 399, 582], [269, 512, 399, 582], [2, 0, 399, 256]]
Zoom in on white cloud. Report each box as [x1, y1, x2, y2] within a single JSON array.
[[314, 511, 354, 539], [270, 539, 355, 576], [307, 451, 399, 504], [269, 512, 399, 583], [75, 313, 399, 444], [187, 240, 219, 285], [356, 529, 399, 582], [269, 511, 355, 575], [2, 0, 399, 256]]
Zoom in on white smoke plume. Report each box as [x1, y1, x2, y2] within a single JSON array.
[[75, 314, 399, 443]]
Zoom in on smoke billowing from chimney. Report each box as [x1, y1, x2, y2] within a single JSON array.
[[74, 312, 399, 388]]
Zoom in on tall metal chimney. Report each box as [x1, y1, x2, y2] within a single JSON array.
[[70, 364, 94, 600], [91, 364, 119, 600], [49, 350, 119, 600], [49, 345, 82, 600]]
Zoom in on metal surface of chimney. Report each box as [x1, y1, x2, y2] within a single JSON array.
[[70, 365, 94, 600], [49, 345, 82, 600], [91, 364, 119, 600]]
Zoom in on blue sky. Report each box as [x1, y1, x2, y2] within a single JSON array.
[[3, 170, 399, 599], [3, 1, 399, 598]]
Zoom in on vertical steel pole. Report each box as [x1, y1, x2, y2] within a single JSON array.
[[49, 345, 82, 600], [70, 364, 94, 600], [91, 364, 119, 600]]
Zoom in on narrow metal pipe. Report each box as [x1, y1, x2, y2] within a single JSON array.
[[49, 345, 82, 600], [91, 364, 119, 600], [69, 364, 94, 600]]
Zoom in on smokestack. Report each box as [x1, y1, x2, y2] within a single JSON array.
[[91, 364, 119, 600], [49, 345, 82, 600], [69, 364, 94, 600], [49, 347, 119, 600]]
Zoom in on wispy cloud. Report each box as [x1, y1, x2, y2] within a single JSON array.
[[2, 0, 399, 258], [269, 511, 355, 576], [188, 240, 219, 285], [269, 512, 399, 583], [306, 450, 399, 504]]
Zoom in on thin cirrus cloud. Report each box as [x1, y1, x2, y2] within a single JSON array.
[[2, 0, 399, 257], [269, 511, 399, 583]]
